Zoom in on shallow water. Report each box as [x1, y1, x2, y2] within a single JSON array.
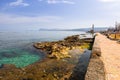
[[0, 46, 43, 68], [69, 50, 91, 80], [0, 31, 91, 68]]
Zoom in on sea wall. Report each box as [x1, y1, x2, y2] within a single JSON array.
[[85, 34, 105, 80]]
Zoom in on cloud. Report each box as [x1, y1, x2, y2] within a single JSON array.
[[0, 13, 62, 25], [9, 0, 29, 7], [98, 0, 120, 10], [47, 0, 75, 4], [39, 0, 75, 4], [61, 0, 75, 4], [99, 0, 120, 3]]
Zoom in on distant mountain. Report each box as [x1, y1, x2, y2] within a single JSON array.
[[39, 27, 108, 32]]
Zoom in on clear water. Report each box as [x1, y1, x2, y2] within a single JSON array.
[[0, 30, 87, 68]]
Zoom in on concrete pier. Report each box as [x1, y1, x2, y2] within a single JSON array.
[[85, 33, 120, 80]]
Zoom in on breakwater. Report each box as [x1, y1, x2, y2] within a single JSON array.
[[85, 33, 105, 80], [84, 33, 120, 80], [87, 33, 120, 80]]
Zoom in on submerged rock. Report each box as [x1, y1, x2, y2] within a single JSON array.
[[1, 52, 18, 58], [0, 64, 3, 68], [34, 35, 90, 59], [0, 64, 17, 69]]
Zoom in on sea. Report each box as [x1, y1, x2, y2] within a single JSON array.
[[0, 30, 92, 68]]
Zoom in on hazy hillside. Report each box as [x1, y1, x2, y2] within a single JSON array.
[[39, 27, 108, 32]]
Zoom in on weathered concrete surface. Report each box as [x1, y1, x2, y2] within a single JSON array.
[[85, 33, 120, 80], [85, 33, 105, 80]]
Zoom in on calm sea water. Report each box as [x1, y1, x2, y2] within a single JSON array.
[[0, 31, 90, 68]]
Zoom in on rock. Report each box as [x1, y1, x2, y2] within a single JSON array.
[[0, 64, 3, 68], [1, 64, 16, 69], [33, 35, 91, 59], [64, 35, 80, 42]]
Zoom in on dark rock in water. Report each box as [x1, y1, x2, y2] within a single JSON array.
[[0, 64, 4, 68], [1, 52, 18, 58], [0, 57, 75, 80]]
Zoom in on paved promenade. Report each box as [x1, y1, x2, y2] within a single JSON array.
[[97, 33, 120, 80]]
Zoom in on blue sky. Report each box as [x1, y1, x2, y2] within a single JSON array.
[[0, 0, 120, 31]]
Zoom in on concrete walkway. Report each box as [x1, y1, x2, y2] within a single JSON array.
[[97, 33, 120, 80]]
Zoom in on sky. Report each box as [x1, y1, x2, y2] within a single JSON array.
[[0, 0, 120, 31]]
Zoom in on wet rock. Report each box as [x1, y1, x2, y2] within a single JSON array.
[[34, 35, 90, 59]]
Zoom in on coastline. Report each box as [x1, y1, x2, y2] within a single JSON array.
[[0, 34, 93, 80]]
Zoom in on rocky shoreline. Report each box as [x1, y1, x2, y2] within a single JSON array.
[[0, 35, 93, 80], [34, 35, 91, 59]]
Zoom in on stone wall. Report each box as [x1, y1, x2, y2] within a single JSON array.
[[85, 34, 105, 80]]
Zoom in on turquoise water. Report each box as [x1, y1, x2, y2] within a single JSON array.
[[0, 48, 40, 68], [0, 31, 88, 68]]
